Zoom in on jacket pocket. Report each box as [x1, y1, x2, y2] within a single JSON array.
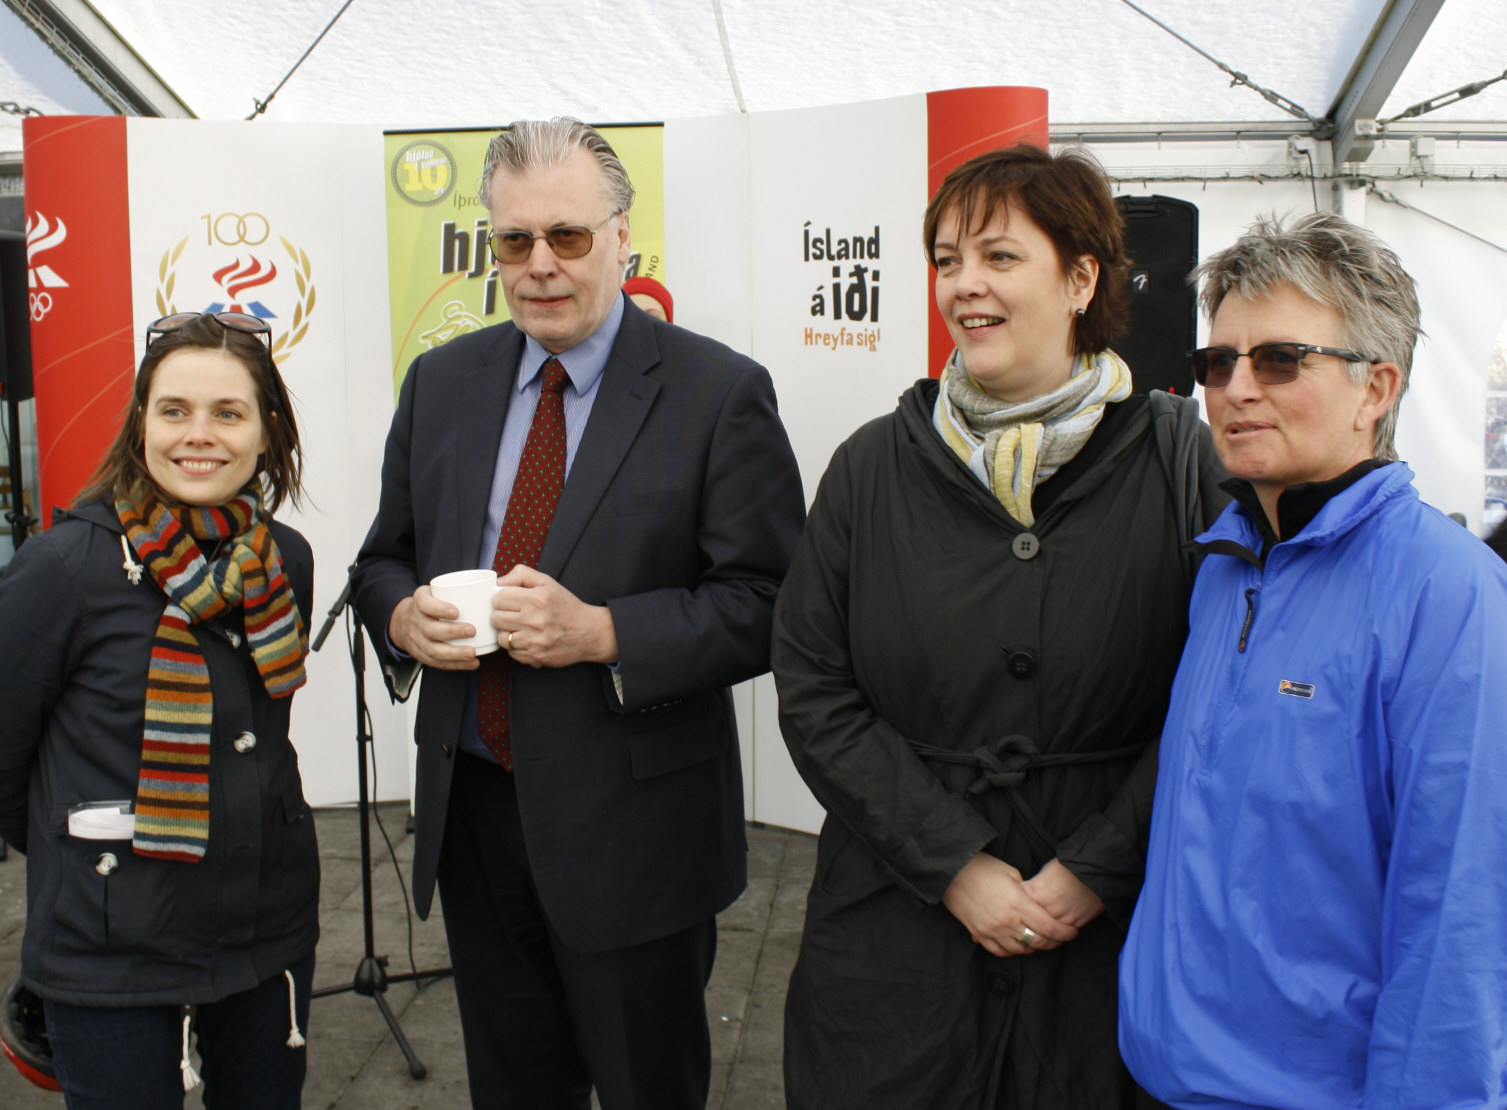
[[259, 783, 319, 940], [593, 486, 691, 520], [50, 832, 183, 961], [625, 700, 725, 779], [281, 781, 311, 824]]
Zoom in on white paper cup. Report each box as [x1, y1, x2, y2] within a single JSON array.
[[430, 569, 501, 654]]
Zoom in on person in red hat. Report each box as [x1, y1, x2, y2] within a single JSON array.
[[623, 275, 673, 322]]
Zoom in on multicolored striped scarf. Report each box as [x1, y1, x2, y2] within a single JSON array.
[[115, 484, 308, 862]]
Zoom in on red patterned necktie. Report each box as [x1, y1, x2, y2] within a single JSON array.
[[477, 357, 569, 770]]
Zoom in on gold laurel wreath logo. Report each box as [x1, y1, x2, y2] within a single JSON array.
[[272, 236, 316, 359], [154, 238, 188, 315], [154, 235, 316, 360]]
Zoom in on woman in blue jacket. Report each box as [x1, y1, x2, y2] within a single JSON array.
[[1120, 212, 1507, 1109], [0, 312, 318, 1109]]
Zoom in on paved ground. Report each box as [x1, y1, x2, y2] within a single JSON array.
[[0, 806, 815, 1108]]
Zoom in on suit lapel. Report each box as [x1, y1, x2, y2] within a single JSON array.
[[454, 325, 524, 565], [540, 312, 661, 577]]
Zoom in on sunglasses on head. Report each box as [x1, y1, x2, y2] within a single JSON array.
[[486, 214, 617, 265], [1188, 342, 1373, 388], [146, 311, 272, 348]]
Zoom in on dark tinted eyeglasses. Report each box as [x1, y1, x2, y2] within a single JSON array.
[[1188, 342, 1373, 388], [146, 311, 271, 348], [486, 215, 616, 264]]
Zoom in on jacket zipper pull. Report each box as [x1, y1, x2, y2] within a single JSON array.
[[1238, 587, 1257, 653]]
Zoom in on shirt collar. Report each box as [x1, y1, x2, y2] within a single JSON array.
[[517, 293, 625, 395]]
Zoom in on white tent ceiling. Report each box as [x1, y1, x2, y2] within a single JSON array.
[[3, 0, 1505, 156]]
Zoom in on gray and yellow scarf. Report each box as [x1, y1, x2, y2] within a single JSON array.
[[933, 349, 1133, 526]]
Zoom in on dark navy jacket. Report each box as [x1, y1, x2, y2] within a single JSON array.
[[351, 300, 805, 953], [0, 501, 318, 1006]]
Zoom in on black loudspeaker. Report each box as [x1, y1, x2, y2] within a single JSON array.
[[0, 230, 33, 402], [1115, 195, 1198, 396]]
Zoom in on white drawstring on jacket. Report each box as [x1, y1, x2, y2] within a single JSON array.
[[180, 1009, 202, 1091], [284, 969, 306, 1048], [173, 971, 303, 1095], [120, 535, 143, 585]]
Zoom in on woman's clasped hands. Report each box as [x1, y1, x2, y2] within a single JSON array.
[[942, 853, 1106, 958]]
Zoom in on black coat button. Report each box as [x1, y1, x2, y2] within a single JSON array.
[[987, 970, 1016, 995], [1011, 533, 1040, 561], [1005, 650, 1037, 678]]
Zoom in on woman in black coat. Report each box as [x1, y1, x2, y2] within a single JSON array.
[[773, 145, 1226, 1108], [0, 313, 318, 1109]]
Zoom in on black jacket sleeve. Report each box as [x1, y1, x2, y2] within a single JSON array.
[[606, 364, 806, 711], [0, 534, 82, 852], [772, 441, 999, 905], [1055, 419, 1230, 925]]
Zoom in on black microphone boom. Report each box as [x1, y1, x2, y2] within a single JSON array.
[[311, 564, 355, 652]]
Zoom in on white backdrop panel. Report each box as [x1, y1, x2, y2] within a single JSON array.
[[125, 119, 409, 806], [740, 95, 930, 834]]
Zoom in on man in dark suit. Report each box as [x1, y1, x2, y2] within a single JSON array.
[[351, 118, 804, 1109]]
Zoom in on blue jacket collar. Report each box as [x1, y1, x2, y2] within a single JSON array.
[[1201, 461, 1415, 555]]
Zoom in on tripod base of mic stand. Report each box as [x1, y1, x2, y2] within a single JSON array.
[[312, 955, 454, 1080]]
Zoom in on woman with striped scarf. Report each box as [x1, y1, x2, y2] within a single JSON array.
[[0, 312, 317, 1109]]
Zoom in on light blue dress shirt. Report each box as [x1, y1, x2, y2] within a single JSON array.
[[457, 294, 626, 761], [474, 295, 622, 568]]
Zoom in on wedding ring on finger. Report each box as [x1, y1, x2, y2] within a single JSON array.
[[506, 631, 515, 651], [1021, 926, 1039, 948]]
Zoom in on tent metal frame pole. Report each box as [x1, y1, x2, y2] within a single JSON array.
[[1053, 121, 1507, 146], [2, 0, 194, 118], [1327, 0, 1447, 163]]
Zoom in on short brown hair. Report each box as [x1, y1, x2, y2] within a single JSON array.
[[77, 314, 304, 512], [922, 144, 1129, 357]]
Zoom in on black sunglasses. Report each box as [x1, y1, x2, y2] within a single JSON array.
[[146, 311, 272, 348], [486, 215, 617, 265], [1188, 342, 1374, 388]]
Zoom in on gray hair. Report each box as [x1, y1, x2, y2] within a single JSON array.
[[477, 117, 635, 217], [1194, 211, 1421, 462]]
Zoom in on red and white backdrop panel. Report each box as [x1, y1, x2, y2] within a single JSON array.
[[22, 114, 398, 810], [22, 116, 135, 518]]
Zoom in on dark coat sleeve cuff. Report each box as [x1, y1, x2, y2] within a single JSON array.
[[1057, 815, 1144, 928]]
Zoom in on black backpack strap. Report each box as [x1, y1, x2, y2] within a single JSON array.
[[1147, 389, 1205, 589]]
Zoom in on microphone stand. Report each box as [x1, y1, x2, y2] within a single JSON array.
[[3, 386, 36, 549], [309, 565, 451, 1080]]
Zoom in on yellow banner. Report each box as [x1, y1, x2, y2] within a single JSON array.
[[383, 126, 665, 400]]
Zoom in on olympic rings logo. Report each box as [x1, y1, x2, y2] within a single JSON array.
[[29, 292, 52, 322], [200, 212, 270, 246]]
